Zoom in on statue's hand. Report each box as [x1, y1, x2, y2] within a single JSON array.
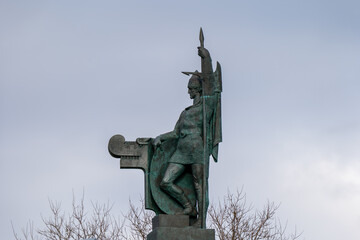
[[153, 136, 162, 148], [198, 46, 210, 58]]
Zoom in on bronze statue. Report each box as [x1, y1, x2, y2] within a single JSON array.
[[108, 28, 222, 229]]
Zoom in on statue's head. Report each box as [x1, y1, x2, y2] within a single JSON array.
[[187, 74, 202, 99]]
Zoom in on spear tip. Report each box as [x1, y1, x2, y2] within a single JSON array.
[[199, 27, 204, 47]]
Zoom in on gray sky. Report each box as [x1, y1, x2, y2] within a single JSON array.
[[1, 1, 360, 239]]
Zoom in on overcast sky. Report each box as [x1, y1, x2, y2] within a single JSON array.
[[1, 1, 360, 239]]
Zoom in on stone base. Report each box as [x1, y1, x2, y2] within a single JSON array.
[[147, 215, 215, 240]]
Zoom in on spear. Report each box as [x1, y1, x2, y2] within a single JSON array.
[[181, 28, 209, 228], [199, 27, 207, 229]]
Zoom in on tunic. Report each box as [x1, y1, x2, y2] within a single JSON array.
[[169, 101, 204, 165], [159, 97, 215, 165]]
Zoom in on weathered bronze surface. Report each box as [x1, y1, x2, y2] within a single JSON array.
[[108, 28, 222, 229]]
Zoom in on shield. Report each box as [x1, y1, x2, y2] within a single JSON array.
[[149, 139, 197, 214]]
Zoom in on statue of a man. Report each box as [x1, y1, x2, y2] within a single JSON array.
[[108, 29, 222, 229], [153, 74, 205, 218], [153, 39, 222, 227]]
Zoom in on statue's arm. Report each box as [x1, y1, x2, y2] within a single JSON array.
[[157, 131, 177, 142], [153, 113, 182, 147], [198, 46, 217, 96]]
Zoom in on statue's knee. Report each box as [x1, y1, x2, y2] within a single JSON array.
[[160, 179, 171, 190]]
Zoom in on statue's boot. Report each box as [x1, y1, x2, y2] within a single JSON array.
[[174, 193, 197, 217], [191, 204, 203, 227]]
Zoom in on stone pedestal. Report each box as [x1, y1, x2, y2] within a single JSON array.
[[147, 215, 215, 240]]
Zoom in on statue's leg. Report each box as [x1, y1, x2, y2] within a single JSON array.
[[191, 163, 204, 227], [160, 163, 196, 216], [205, 160, 210, 224]]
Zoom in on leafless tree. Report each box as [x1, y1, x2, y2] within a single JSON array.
[[208, 190, 301, 240], [13, 191, 301, 240], [123, 199, 154, 240], [12, 193, 154, 240]]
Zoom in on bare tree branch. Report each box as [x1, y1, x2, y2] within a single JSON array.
[[13, 191, 301, 240], [209, 190, 301, 240]]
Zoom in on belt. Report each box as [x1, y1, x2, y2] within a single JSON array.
[[180, 130, 202, 138]]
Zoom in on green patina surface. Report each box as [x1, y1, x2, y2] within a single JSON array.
[[108, 28, 222, 229]]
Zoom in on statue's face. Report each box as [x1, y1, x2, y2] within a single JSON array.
[[188, 86, 199, 99], [188, 78, 201, 99]]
